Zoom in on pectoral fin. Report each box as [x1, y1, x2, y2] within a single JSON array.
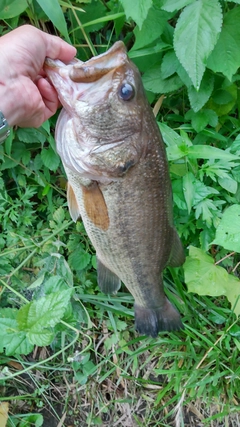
[[67, 183, 81, 222], [82, 182, 109, 231], [97, 258, 121, 294]]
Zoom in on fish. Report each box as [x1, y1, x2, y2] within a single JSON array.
[[44, 41, 185, 337]]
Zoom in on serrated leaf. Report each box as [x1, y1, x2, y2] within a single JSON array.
[[53, 206, 65, 224], [133, 5, 170, 50], [212, 205, 240, 252], [161, 0, 195, 12], [0, 315, 33, 356], [68, 248, 91, 271], [184, 246, 240, 316], [207, 7, 240, 80], [174, 0, 222, 89], [188, 71, 214, 112], [17, 289, 72, 346], [35, 0, 70, 42], [119, 0, 152, 29], [41, 147, 60, 171], [17, 128, 46, 144]]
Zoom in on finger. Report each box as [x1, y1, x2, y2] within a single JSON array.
[[36, 77, 60, 119], [43, 32, 77, 62]]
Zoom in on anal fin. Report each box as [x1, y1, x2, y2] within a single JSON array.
[[97, 258, 121, 294], [168, 229, 185, 267]]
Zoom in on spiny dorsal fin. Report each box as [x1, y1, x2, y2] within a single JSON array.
[[67, 183, 81, 222], [82, 182, 109, 231]]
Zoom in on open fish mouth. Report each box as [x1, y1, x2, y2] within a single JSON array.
[[44, 42, 128, 108], [45, 41, 127, 82]]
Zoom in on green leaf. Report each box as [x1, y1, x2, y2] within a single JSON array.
[[0, 310, 33, 355], [187, 71, 214, 112], [0, 0, 30, 19], [218, 176, 237, 194], [133, 5, 170, 50], [35, 0, 70, 42], [207, 7, 240, 80], [119, 0, 152, 29], [19, 414, 43, 427], [41, 147, 60, 171], [143, 64, 183, 93], [184, 246, 240, 316], [161, 0, 195, 12], [212, 205, 240, 252], [17, 128, 46, 144], [182, 172, 195, 214], [161, 51, 180, 79], [187, 145, 239, 161], [17, 289, 72, 346], [68, 248, 91, 271], [174, 0, 222, 89]]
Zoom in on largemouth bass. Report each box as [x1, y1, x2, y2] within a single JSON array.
[[44, 41, 185, 337]]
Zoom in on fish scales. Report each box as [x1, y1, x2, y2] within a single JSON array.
[[44, 41, 185, 337]]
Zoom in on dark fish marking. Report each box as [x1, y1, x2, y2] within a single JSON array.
[[134, 300, 183, 338], [67, 183, 81, 222], [97, 257, 121, 294], [82, 182, 109, 231]]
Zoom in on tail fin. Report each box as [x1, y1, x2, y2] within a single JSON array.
[[134, 299, 183, 337]]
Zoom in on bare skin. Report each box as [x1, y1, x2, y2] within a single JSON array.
[[0, 25, 76, 128]]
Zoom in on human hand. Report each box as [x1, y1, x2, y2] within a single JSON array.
[[0, 25, 76, 128]]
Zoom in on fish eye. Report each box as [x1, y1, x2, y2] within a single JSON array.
[[118, 83, 135, 101]]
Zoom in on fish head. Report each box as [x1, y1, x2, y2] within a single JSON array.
[[44, 42, 149, 182]]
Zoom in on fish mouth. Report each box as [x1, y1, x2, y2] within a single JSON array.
[[44, 41, 128, 108], [44, 41, 127, 83]]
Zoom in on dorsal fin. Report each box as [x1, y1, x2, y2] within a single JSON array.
[[67, 183, 81, 222]]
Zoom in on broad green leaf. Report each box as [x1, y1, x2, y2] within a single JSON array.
[[161, 0, 195, 12], [161, 51, 180, 79], [17, 128, 46, 144], [35, 0, 70, 42], [218, 176, 238, 194], [188, 71, 215, 112], [0, 0, 30, 18], [174, 0, 222, 89], [207, 7, 240, 80], [133, 5, 170, 50], [143, 64, 183, 93], [17, 289, 72, 346], [184, 246, 240, 316], [119, 0, 152, 29], [0, 314, 33, 356], [68, 248, 91, 271], [212, 205, 240, 252], [185, 108, 218, 132], [41, 147, 60, 171]]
